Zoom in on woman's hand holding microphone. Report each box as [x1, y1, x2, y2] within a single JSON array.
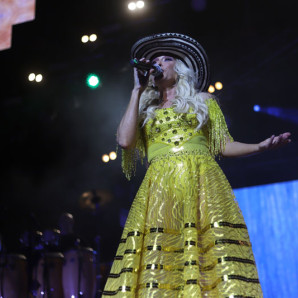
[[133, 58, 154, 92]]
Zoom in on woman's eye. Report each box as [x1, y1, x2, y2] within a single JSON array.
[[165, 57, 173, 61]]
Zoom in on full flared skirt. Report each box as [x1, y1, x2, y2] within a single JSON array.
[[103, 153, 263, 297]]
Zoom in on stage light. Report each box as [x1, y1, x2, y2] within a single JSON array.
[[89, 34, 97, 42], [28, 73, 35, 81], [215, 81, 223, 90], [208, 85, 215, 93], [35, 74, 43, 82], [81, 35, 89, 43], [102, 154, 109, 163], [86, 74, 101, 89], [128, 2, 137, 10], [253, 105, 261, 112], [136, 1, 145, 8], [109, 151, 117, 160]]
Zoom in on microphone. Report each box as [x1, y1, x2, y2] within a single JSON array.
[[130, 58, 163, 77]]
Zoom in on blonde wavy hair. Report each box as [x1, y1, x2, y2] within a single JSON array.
[[138, 59, 212, 131]]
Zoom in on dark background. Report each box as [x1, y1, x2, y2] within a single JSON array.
[[1, 0, 297, 265]]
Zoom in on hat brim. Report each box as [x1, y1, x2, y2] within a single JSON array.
[[131, 33, 210, 92]]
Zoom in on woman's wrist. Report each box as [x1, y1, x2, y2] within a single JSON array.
[[133, 85, 145, 91], [257, 142, 267, 153], [256, 143, 262, 152], [132, 86, 145, 96]]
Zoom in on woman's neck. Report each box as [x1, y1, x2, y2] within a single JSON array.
[[159, 86, 176, 107]]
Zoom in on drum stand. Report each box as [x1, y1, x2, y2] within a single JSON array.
[[28, 245, 42, 297], [94, 235, 102, 297], [41, 251, 50, 297], [77, 249, 83, 297]]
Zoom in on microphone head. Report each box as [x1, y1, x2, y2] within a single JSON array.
[[151, 63, 163, 77]]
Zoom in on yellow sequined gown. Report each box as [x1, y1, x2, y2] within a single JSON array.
[[103, 99, 263, 297]]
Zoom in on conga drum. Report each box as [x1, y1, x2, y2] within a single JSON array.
[[62, 247, 96, 297], [36, 252, 64, 298], [0, 254, 28, 298]]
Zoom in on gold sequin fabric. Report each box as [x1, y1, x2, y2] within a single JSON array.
[[103, 99, 263, 297]]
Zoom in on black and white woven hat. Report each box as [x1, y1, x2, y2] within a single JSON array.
[[131, 33, 210, 91]]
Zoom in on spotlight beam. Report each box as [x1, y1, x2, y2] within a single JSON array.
[[265, 107, 298, 124], [256, 106, 298, 125]]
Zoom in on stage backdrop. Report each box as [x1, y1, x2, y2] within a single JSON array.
[[234, 180, 298, 298]]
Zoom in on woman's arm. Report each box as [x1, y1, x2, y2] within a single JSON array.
[[117, 87, 143, 149], [117, 60, 152, 149], [222, 132, 291, 157]]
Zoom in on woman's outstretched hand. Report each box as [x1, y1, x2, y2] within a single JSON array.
[[258, 132, 291, 152]]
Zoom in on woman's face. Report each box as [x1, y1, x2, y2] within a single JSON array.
[[151, 55, 177, 86]]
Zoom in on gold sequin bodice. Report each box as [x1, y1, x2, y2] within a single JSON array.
[[144, 108, 209, 162]]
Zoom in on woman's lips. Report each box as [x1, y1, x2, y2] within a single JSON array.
[[154, 69, 164, 81]]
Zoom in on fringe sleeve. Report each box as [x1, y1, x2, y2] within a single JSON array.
[[206, 98, 234, 158], [121, 125, 146, 180]]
